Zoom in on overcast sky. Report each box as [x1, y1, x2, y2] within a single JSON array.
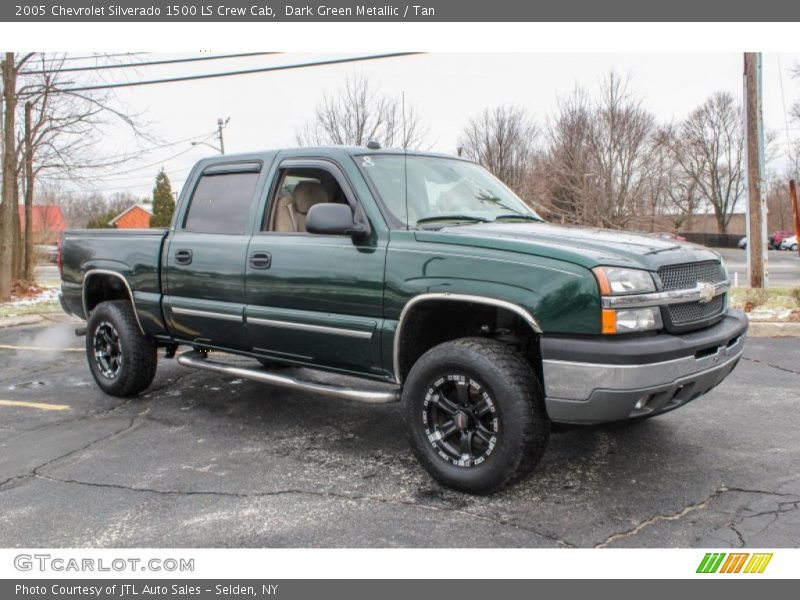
[[62, 52, 800, 200]]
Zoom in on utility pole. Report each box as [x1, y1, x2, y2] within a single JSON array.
[[23, 100, 34, 282], [217, 117, 229, 155], [744, 52, 768, 288], [790, 179, 800, 258]]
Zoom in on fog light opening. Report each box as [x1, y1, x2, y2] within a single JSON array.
[[634, 395, 650, 410]]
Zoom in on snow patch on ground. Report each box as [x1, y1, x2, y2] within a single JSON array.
[[7, 286, 59, 307]]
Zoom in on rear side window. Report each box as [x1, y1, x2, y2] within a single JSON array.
[[183, 172, 259, 234]]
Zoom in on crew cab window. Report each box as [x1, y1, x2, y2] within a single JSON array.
[[266, 167, 349, 233], [184, 172, 260, 235]]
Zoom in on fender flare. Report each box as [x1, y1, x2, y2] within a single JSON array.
[[392, 292, 542, 384], [82, 269, 145, 335]]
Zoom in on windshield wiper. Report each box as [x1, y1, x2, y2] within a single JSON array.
[[493, 213, 542, 222], [416, 215, 491, 226]]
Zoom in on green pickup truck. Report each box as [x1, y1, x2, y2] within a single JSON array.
[[59, 146, 747, 493]]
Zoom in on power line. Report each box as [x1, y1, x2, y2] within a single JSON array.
[[20, 52, 279, 75], [57, 52, 423, 93], [37, 52, 148, 64], [93, 129, 218, 163]]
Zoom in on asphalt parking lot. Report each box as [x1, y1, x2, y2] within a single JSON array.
[[0, 318, 798, 548], [717, 248, 800, 288]]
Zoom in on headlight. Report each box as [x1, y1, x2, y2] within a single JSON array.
[[593, 266, 656, 295], [602, 307, 663, 334], [594, 266, 660, 334]]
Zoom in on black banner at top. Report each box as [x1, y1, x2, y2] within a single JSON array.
[[4, 0, 800, 22]]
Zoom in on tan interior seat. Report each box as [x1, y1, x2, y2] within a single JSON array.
[[273, 181, 329, 232]]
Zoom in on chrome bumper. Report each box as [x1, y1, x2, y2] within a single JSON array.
[[541, 311, 748, 424]]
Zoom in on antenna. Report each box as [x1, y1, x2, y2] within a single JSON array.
[[402, 91, 409, 230]]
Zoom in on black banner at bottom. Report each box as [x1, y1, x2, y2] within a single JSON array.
[[1, 580, 795, 599]]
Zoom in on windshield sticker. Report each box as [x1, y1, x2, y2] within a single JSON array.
[[362, 156, 375, 167]]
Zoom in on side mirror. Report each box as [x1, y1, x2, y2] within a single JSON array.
[[305, 203, 370, 239]]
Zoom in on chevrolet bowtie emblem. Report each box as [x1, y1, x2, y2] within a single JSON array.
[[697, 282, 716, 304]]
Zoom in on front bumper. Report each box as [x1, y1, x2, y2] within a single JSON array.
[[540, 310, 748, 424]]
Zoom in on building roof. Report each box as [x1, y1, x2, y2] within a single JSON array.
[[109, 203, 153, 226]]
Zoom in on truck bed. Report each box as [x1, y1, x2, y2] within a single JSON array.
[[60, 228, 170, 335]]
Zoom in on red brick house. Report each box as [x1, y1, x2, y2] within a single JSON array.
[[109, 204, 153, 229], [18, 205, 66, 244]]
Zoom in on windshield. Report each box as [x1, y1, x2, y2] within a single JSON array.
[[358, 155, 541, 227]]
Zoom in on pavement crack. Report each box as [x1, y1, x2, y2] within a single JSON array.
[[596, 486, 727, 548], [741, 356, 800, 377], [29, 475, 572, 546], [0, 409, 148, 494], [596, 485, 800, 548]]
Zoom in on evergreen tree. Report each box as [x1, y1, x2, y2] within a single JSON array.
[[150, 169, 175, 227]]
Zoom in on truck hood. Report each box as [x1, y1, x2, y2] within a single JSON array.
[[414, 222, 721, 271]]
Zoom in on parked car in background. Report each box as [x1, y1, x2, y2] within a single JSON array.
[[770, 230, 794, 250], [780, 234, 798, 252], [739, 236, 779, 250]]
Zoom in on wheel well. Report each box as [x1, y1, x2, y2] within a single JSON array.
[[395, 299, 542, 383], [83, 273, 134, 317]]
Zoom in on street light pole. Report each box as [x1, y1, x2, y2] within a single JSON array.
[[217, 117, 227, 155]]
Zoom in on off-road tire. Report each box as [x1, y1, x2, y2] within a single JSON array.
[[403, 337, 549, 494], [86, 300, 157, 397]]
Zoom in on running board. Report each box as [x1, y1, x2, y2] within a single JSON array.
[[176, 350, 400, 404]]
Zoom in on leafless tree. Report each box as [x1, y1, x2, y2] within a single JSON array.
[[674, 92, 745, 235], [647, 125, 702, 232], [583, 72, 656, 229], [0, 52, 151, 297], [535, 73, 656, 229], [459, 105, 540, 197], [296, 73, 428, 149], [535, 88, 594, 223]]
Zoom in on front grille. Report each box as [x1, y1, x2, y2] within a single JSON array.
[[666, 294, 726, 327], [658, 260, 726, 331], [657, 260, 724, 290]]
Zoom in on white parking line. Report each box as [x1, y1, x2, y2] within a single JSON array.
[[0, 344, 82, 352]]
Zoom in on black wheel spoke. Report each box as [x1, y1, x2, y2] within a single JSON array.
[[455, 381, 471, 406], [460, 430, 474, 458], [432, 393, 459, 416], [439, 420, 458, 440], [474, 424, 494, 446], [473, 398, 492, 417]]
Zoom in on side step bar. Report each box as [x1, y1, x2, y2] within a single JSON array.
[[176, 350, 400, 404]]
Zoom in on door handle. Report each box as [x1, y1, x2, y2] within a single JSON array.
[[175, 249, 193, 265], [249, 251, 272, 269]]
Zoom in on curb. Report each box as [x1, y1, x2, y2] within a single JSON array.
[[747, 321, 800, 337], [0, 315, 44, 329]]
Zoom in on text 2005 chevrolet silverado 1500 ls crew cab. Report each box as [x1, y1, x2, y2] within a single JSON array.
[[59, 147, 748, 493]]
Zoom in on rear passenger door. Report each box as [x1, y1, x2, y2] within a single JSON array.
[[163, 160, 266, 350]]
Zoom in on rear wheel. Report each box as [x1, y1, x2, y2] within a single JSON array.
[[403, 337, 549, 494], [86, 300, 157, 397]]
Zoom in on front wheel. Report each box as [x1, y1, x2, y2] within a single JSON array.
[[403, 338, 549, 494], [86, 300, 157, 397]]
